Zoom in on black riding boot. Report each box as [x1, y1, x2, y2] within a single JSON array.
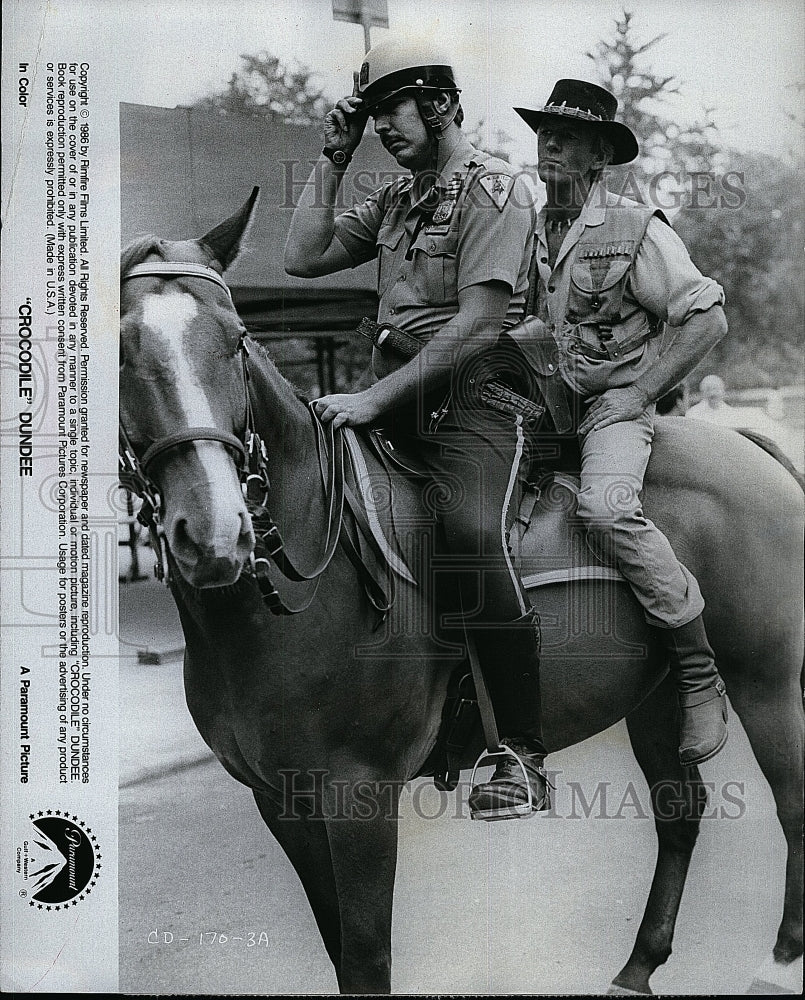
[[467, 609, 551, 819], [656, 614, 728, 766]]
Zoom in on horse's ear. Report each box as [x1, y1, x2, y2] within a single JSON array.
[[199, 186, 260, 270]]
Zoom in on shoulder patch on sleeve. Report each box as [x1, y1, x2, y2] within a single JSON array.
[[477, 172, 514, 211]]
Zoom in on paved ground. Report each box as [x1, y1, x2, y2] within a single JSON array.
[[118, 584, 789, 995], [119, 577, 213, 788]]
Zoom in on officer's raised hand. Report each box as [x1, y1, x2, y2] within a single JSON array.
[[324, 72, 368, 158]]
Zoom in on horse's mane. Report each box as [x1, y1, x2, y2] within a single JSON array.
[[120, 235, 163, 278], [247, 336, 311, 405]]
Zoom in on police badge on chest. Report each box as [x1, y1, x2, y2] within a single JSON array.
[[426, 172, 464, 231]]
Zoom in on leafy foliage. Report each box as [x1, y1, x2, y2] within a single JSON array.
[[590, 10, 804, 386], [193, 52, 333, 124], [465, 118, 514, 163], [192, 31, 803, 389], [674, 151, 805, 387], [586, 10, 722, 184]]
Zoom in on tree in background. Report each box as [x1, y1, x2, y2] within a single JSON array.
[[193, 28, 803, 391], [586, 9, 722, 186], [193, 52, 333, 124], [674, 150, 804, 388], [465, 118, 515, 163], [588, 10, 803, 388]]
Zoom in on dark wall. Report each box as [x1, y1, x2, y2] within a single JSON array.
[[120, 102, 404, 299]]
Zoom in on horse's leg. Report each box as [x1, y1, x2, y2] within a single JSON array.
[[724, 661, 804, 993], [324, 776, 402, 995], [252, 789, 343, 982], [609, 675, 706, 996]]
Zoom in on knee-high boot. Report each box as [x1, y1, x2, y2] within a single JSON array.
[[467, 608, 550, 818], [655, 614, 728, 766]]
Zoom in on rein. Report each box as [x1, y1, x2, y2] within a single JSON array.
[[119, 259, 347, 615]]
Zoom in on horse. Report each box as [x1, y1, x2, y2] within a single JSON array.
[[119, 189, 804, 995]]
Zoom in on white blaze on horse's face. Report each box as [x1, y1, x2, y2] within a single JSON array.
[[138, 286, 253, 586]]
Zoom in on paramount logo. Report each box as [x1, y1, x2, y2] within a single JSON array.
[[19, 812, 100, 911]]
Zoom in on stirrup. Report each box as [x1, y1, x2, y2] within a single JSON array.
[[469, 745, 540, 822]]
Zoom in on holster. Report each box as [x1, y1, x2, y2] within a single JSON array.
[[503, 317, 574, 434], [357, 317, 545, 426]]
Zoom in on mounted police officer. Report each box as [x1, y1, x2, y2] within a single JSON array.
[[514, 80, 730, 766], [285, 37, 550, 818]]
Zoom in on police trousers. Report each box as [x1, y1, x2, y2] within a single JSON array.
[[576, 404, 705, 628], [391, 394, 544, 743]]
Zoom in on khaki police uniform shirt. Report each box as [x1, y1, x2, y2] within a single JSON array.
[[532, 182, 725, 397], [333, 136, 536, 344]]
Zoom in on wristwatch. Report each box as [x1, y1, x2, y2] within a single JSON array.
[[322, 147, 351, 168]]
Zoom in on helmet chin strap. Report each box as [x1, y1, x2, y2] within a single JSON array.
[[416, 93, 460, 140], [415, 92, 460, 177]]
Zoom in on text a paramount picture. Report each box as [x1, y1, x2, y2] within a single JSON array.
[[1, 0, 803, 995]]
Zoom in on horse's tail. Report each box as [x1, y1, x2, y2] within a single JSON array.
[[737, 428, 805, 492]]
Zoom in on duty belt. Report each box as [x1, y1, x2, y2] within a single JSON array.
[[357, 318, 545, 426]]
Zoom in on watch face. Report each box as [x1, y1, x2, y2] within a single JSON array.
[[333, 149, 347, 165]]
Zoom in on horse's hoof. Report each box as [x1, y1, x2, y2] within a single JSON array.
[[747, 954, 803, 994], [607, 986, 652, 996]]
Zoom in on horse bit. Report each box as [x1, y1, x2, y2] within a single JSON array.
[[118, 260, 346, 615]]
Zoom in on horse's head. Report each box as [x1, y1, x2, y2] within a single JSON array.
[[120, 189, 260, 589]]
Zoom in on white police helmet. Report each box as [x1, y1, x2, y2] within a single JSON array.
[[356, 37, 460, 135]]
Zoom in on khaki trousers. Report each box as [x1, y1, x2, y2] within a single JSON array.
[[576, 404, 705, 628]]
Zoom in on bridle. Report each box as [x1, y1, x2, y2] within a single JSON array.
[[118, 259, 346, 615]]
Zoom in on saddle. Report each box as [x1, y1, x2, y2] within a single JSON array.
[[353, 426, 624, 593], [342, 425, 627, 791]]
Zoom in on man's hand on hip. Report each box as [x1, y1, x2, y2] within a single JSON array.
[[578, 385, 651, 436]]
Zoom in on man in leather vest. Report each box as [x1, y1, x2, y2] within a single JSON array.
[[285, 37, 550, 819], [514, 80, 729, 767]]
